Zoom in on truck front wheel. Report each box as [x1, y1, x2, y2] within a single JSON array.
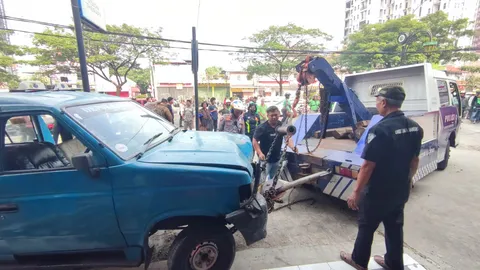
[[167, 223, 235, 270], [437, 143, 450, 171]]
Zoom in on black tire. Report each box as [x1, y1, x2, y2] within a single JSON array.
[[437, 143, 450, 171], [167, 223, 235, 270]]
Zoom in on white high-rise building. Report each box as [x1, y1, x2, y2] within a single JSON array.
[[344, 0, 478, 47]]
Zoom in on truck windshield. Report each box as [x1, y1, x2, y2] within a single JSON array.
[[65, 101, 175, 160]]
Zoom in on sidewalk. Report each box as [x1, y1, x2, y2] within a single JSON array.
[[266, 254, 425, 270]]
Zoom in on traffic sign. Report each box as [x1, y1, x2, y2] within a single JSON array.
[[78, 0, 106, 32]]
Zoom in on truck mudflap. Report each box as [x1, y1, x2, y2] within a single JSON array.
[[226, 193, 268, 246]]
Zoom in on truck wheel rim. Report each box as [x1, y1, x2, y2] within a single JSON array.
[[189, 242, 219, 270]]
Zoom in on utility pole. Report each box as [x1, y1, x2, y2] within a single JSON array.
[[71, 0, 90, 92], [149, 59, 156, 98], [398, 30, 434, 65], [192, 27, 199, 129]]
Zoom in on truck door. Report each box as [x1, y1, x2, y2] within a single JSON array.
[[0, 113, 126, 257], [0, 119, 14, 263], [448, 82, 462, 116], [448, 81, 462, 146]]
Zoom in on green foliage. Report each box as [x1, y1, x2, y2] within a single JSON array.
[[31, 24, 167, 95], [238, 23, 332, 95], [204, 66, 224, 93], [29, 73, 51, 86], [432, 63, 446, 70], [0, 30, 22, 89], [462, 66, 480, 73], [465, 75, 480, 91], [205, 66, 223, 81], [120, 68, 150, 92], [341, 12, 476, 72]]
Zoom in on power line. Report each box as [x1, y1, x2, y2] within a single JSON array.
[[1, 15, 480, 55], [1, 15, 192, 44], [0, 28, 255, 54], [0, 15, 380, 53]]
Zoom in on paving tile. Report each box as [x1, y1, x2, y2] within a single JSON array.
[[298, 262, 332, 270], [265, 254, 426, 270], [268, 266, 300, 270], [327, 261, 356, 270]]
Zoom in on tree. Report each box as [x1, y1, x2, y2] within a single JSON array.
[[31, 24, 167, 95], [341, 12, 476, 72], [123, 68, 150, 93], [420, 11, 477, 62], [461, 66, 480, 73], [30, 73, 51, 86], [0, 30, 22, 89], [465, 75, 480, 91], [238, 23, 332, 95], [204, 66, 223, 93]]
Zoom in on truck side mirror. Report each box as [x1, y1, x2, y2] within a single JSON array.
[[71, 153, 100, 178]]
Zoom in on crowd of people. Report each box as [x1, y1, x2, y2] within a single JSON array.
[[140, 93, 325, 140], [141, 95, 275, 140], [462, 91, 480, 124], [141, 93, 325, 137]]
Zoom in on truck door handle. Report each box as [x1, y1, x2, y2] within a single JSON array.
[[0, 204, 18, 213]]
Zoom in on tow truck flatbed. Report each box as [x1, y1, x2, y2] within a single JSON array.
[[283, 59, 461, 202]]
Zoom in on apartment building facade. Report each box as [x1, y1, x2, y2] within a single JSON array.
[[345, 0, 478, 47], [473, 1, 480, 49]]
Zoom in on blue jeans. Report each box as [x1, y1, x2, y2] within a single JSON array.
[[265, 161, 280, 182], [472, 109, 480, 122]]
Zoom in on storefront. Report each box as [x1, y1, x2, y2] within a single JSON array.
[[231, 87, 255, 99]]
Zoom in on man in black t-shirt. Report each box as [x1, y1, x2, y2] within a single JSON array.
[[340, 86, 423, 270], [253, 106, 297, 185]]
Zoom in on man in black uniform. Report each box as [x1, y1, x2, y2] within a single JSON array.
[[340, 86, 424, 270], [253, 106, 297, 184]]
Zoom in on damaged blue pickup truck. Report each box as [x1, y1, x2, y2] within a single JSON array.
[[0, 91, 267, 270]]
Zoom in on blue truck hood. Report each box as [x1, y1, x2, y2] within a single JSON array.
[[138, 131, 254, 174]]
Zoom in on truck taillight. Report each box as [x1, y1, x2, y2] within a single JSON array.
[[334, 165, 359, 179]]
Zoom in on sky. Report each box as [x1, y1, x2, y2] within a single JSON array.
[[4, 0, 345, 71]]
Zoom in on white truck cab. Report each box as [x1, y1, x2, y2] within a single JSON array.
[[345, 63, 461, 175]]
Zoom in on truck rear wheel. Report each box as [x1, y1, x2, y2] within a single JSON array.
[[437, 144, 450, 171], [167, 223, 235, 270]]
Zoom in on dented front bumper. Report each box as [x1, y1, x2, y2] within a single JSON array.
[[226, 193, 268, 245]]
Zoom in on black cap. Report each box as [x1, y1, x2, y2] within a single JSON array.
[[375, 86, 406, 102]]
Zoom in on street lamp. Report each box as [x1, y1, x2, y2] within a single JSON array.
[[397, 31, 437, 64]]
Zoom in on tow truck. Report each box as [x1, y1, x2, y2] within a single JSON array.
[[264, 57, 461, 207]]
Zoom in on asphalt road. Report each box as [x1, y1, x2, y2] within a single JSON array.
[[111, 121, 480, 270]]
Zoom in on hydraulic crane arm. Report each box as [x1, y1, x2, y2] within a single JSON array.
[[294, 56, 372, 136]]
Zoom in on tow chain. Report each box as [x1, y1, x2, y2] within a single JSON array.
[[305, 85, 327, 154], [263, 137, 291, 212], [261, 55, 332, 211], [304, 84, 310, 153], [295, 56, 325, 154]]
